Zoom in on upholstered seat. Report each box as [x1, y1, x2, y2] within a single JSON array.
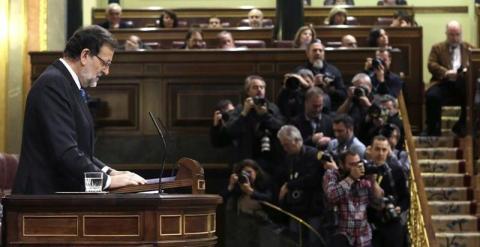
[[234, 40, 266, 48]]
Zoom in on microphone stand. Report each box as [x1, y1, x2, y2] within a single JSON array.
[[148, 112, 167, 194]]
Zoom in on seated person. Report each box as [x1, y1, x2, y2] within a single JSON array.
[[368, 28, 390, 49], [291, 87, 334, 149], [225, 75, 285, 175], [123, 35, 151, 51], [184, 29, 206, 49], [377, 0, 407, 5], [158, 9, 178, 28], [98, 3, 132, 29], [324, 0, 355, 5], [364, 49, 404, 98], [293, 25, 316, 49], [340, 34, 358, 48], [337, 73, 373, 134], [390, 10, 417, 27], [247, 8, 265, 28], [324, 6, 348, 25], [217, 31, 236, 49], [222, 159, 274, 247], [296, 39, 346, 111], [208, 16, 222, 28]]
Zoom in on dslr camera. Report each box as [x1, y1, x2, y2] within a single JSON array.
[[372, 58, 386, 70], [285, 75, 301, 91], [237, 170, 251, 184], [353, 86, 368, 99], [252, 96, 267, 106], [323, 72, 335, 85], [382, 195, 400, 222], [318, 151, 333, 163], [363, 160, 388, 175]]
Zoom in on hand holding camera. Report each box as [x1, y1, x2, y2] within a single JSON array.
[[284, 73, 311, 91], [252, 96, 268, 115], [227, 173, 239, 191], [242, 97, 255, 116]]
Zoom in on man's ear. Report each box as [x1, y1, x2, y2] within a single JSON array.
[[79, 48, 90, 66]]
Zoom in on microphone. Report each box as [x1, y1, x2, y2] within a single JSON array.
[[148, 112, 167, 193]]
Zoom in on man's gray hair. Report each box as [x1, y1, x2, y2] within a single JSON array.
[[277, 125, 303, 142], [377, 94, 398, 108], [351, 73, 371, 85]]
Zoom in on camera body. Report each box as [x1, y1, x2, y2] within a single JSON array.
[[220, 111, 231, 122], [353, 86, 368, 98], [252, 96, 267, 106], [363, 161, 387, 176], [237, 170, 251, 184], [285, 76, 301, 91], [372, 58, 386, 70], [382, 195, 400, 222], [318, 151, 333, 163], [323, 72, 335, 85]]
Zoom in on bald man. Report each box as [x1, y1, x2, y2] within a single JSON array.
[[99, 3, 132, 29], [248, 8, 264, 27], [425, 20, 474, 136], [340, 34, 357, 48]]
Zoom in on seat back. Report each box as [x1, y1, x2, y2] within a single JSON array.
[[0, 153, 19, 197], [375, 17, 393, 26], [273, 40, 294, 48], [346, 16, 359, 25]]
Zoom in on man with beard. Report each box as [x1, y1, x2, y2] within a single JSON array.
[[13, 26, 146, 194], [327, 114, 366, 158], [296, 39, 346, 111], [226, 75, 285, 175], [425, 20, 474, 136]]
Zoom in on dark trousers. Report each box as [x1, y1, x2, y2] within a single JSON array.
[[372, 221, 407, 247], [329, 234, 354, 247], [425, 80, 466, 135]]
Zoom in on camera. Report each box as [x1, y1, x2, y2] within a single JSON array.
[[253, 96, 267, 106], [318, 151, 333, 163], [382, 195, 400, 222], [237, 170, 251, 184], [353, 86, 368, 98], [363, 161, 387, 175], [220, 111, 231, 122], [285, 76, 301, 91], [372, 58, 385, 70], [323, 73, 335, 85]]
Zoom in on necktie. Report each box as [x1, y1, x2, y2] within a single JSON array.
[[79, 88, 88, 104]]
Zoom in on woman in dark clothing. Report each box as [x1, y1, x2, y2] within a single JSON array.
[[158, 9, 178, 28]]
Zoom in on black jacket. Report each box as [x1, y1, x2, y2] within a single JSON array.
[[291, 113, 334, 148]]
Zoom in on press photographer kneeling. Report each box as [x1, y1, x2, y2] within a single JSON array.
[[222, 159, 274, 247], [365, 136, 409, 247]]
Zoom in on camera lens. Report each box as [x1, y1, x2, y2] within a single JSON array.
[[253, 96, 266, 106]]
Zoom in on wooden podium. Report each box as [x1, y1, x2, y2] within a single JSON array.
[[1, 158, 222, 246]]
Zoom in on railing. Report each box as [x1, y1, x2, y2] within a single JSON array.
[[398, 92, 438, 247], [467, 49, 479, 179]]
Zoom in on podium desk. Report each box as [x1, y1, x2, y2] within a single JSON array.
[[2, 193, 222, 246]]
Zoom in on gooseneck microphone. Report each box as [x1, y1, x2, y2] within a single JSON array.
[[148, 112, 167, 193]]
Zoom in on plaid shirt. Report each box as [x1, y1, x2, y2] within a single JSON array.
[[323, 169, 379, 247]]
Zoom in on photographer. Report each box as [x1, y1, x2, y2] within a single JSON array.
[[364, 49, 404, 98], [327, 114, 366, 159], [226, 75, 285, 176], [291, 87, 333, 150], [276, 125, 329, 246], [365, 136, 409, 247], [358, 102, 390, 146], [210, 99, 235, 148], [337, 73, 373, 133], [296, 39, 346, 111], [276, 70, 314, 122], [323, 150, 383, 247], [379, 123, 410, 176], [222, 159, 274, 247]]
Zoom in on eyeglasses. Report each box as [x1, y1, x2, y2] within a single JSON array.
[[94, 55, 112, 68]]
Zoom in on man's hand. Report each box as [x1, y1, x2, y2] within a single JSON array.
[[239, 181, 254, 195], [358, 96, 372, 108], [213, 110, 223, 126], [324, 161, 338, 170], [444, 69, 457, 81], [242, 97, 254, 116], [227, 173, 239, 191], [278, 183, 289, 201], [374, 63, 385, 83], [109, 171, 147, 189], [255, 104, 268, 115], [364, 57, 373, 71]]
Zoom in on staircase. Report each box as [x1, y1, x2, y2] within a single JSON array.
[[414, 106, 480, 247]]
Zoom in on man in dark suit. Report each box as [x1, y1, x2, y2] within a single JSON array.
[[425, 20, 474, 136], [13, 25, 146, 194]]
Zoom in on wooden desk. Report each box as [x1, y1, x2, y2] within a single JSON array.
[[2, 194, 222, 246], [92, 6, 414, 28]]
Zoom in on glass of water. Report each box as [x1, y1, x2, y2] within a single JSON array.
[[84, 172, 103, 192]]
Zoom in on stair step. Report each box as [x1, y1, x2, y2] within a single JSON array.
[[442, 106, 461, 117], [431, 215, 478, 232], [436, 232, 480, 247], [441, 116, 458, 129], [429, 201, 474, 215], [418, 159, 465, 173], [416, 147, 462, 159], [422, 173, 470, 187], [426, 188, 472, 201], [413, 136, 457, 148]]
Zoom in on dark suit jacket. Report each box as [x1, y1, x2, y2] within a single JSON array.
[[427, 41, 474, 84], [13, 60, 107, 194], [291, 113, 333, 148]]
